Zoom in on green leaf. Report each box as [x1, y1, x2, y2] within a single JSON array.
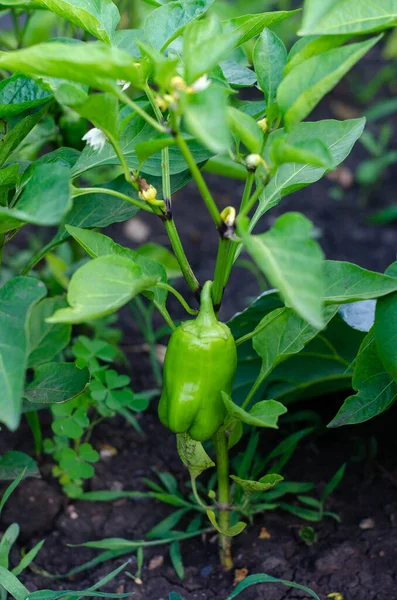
[[145, 0, 215, 52], [28, 297, 71, 368], [73, 93, 119, 139], [227, 107, 263, 154], [0, 75, 52, 117], [65, 225, 167, 307], [0, 164, 71, 233], [253, 306, 339, 379], [47, 255, 159, 324], [277, 36, 381, 129], [321, 463, 346, 502], [170, 541, 184, 580], [33, 0, 120, 43], [300, 0, 397, 36], [0, 109, 44, 169], [0, 523, 20, 569], [374, 262, 397, 381], [222, 393, 287, 429], [253, 29, 287, 105], [183, 14, 239, 84], [177, 432, 215, 480], [0, 277, 46, 431], [269, 137, 333, 169], [0, 567, 29, 600], [285, 35, 351, 75], [329, 333, 397, 427], [146, 508, 188, 539], [231, 473, 283, 495], [222, 10, 300, 48], [324, 260, 397, 303], [0, 451, 39, 481], [24, 363, 90, 405], [279, 502, 321, 522], [227, 573, 320, 600], [241, 213, 325, 328], [182, 85, 231, 154], [0, 42, 145, 94], [221, 60, 257, 88], [137, 243, 182, 279], [206, 510, 246, 536], [12, 539, 45, 577], [251, 118, 365, 226], [73, 112, 211, 177]]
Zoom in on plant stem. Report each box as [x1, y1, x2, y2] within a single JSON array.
[[117, 89, 167, 134], [145, 85, 201, 298], [171, 113, 222, 229], [153, 301, 176, 332], [11, 9, 21, 47], [212, 238, 231, 312], [163, 218, 201, 297], [156, 282, 198, 316], [239, 181, 266, 219], [240, 171, 255, 212], [213, 430, 233, 571], [241, 372, 265, 411], [107, 133, 137, 188], [72, 186, 152, 213]]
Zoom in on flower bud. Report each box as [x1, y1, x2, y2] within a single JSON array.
[[258, 117, 268, 134]]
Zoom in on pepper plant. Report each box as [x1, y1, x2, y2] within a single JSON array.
[[1, 0, 397, 573]]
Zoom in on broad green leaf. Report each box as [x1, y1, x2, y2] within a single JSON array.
[[177, 432, 215, 480], [221, 60, 257, 88], [183, 14, 239, 84], [228, 290, 283, 339], [73, 112, 211, 177], [182, 85, 230, 154], [324, 260, 397, 303], [206, 510, 246, 536], [277, 36, 380, 129], [227, 573, 321, 600], [329, 332, 397, 427], [24, 363, 90, 405], [0, 75, 52, 117], [73, 93, 119, 138], [0, 165, 19, 192], [28, 298, 71, 368], [223, 393, 287, 429], [0, 164, 71, 233], [374, 262, 397, 382], [0, 109, 44, 168], [33, 0, 120, 43], [114, 29, 146, 58], [285, 35, 351, 75], [0, 277, 46, 431], [253, 29, 287, 105], [222, 10, 300, 48], [0, 451, 40, 480], [339, 300, 376, 333], [145, 0, 215, 52], [65, 225, 167, 306], [231, 473, 283, 495], [241, 213, 325, 328], [251, 118, 365, 225], [269, 137, 332, 169], [227, 106, 263, 154], [253, 306, 339, 378], [0, 567, 29, 600], [0, 42, 145, 93], [300, 0, 397, 36], [47, 255, 159, 324], [137, 243, 182, 279]]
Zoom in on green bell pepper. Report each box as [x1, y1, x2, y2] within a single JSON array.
[[158, 280, 237, 441]]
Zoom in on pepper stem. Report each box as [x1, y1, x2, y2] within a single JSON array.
[[213, 430, 233, 571], [196, 281, 218, 328]]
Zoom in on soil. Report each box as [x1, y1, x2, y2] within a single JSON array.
[[1, 42, 397, 600]]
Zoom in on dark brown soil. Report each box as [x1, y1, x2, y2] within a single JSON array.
[[1, 402, 397, 600]]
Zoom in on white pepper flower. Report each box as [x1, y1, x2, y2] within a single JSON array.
[[82, 127, 107, 153], [190, 74, 211, 93], [117, 80, 131, 92]]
